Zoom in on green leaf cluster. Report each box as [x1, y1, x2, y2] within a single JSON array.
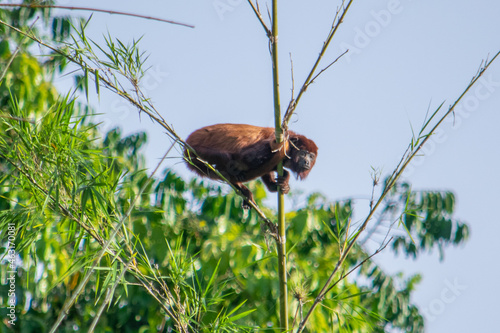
[[392, 183, 469, 261]]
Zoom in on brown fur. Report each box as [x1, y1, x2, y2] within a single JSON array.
[[184, 123, 318, 207]]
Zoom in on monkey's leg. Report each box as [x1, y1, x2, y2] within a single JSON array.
[[233, 183, 254, 209]]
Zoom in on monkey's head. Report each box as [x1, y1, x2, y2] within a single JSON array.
[[285, 135, 318, 180]]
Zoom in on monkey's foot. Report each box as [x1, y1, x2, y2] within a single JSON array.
[[242, 200, 252, 210]]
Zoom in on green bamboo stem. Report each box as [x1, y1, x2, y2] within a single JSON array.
[[270, 0, 289, 331]]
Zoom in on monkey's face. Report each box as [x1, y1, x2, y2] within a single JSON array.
[[285, 149, 316, 179], [295, 150, 315, 171]]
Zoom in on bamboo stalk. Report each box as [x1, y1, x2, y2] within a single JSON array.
[[270, 0, 289, 331]]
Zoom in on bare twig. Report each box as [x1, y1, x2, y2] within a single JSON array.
[[0, 4, 194, 28], [282, 0, 354, 130], [0, 114, 36, 124], [323, 238, 392, 297], [246, 0, 271, 36], [291, 298, 306, 329], [286, 53, 297, 116], [307, 49, 349, 88], [369, 166, 381, 210]]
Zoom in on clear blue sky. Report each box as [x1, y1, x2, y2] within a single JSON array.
[[54, 1, 500, 331]]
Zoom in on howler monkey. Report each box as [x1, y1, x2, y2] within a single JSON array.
[[184, 123, 318, 208]]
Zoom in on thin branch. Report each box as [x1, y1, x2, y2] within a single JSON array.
[[0, 4, 195, 28], [246, 0, 271, 36], [291, 303, 300, 329], [308, 49, 348, 87], [285, 53, 297, 123], [369, 166, 381, 211], [282, 0, 354, 130], [296, 50, 500, 332], [0, 113, 36, 124], [323, 238, 392, 297]]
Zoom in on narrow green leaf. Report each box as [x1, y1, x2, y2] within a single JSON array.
[[226, 300, 248, 317], [227, 309, 256, 323], [203, 258, 221, 298], [84, 67, 89, 101], [94, 69, 100, 98]]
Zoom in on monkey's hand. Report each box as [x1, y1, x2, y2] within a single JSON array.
[[261, 170, 290, 194], [276, 175, 290, 194]]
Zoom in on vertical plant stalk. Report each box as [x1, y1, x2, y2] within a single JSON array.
[[270, 0, 288, 331]]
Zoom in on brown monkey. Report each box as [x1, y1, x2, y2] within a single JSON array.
[[184, 124, 318, 208]]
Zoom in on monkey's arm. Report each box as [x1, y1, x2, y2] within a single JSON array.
[[261, 170, 290, 194]]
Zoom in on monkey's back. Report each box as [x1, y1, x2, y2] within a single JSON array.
[[184, 123, 284, 183], [186, 124, 275, 152]]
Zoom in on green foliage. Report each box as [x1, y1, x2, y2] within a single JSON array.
[[390, 183, 469, 260], [0, 52, 58, 115], [0, 94, 468, 331], [0, 2, 52, 44], [0, 96, 260, 332]]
